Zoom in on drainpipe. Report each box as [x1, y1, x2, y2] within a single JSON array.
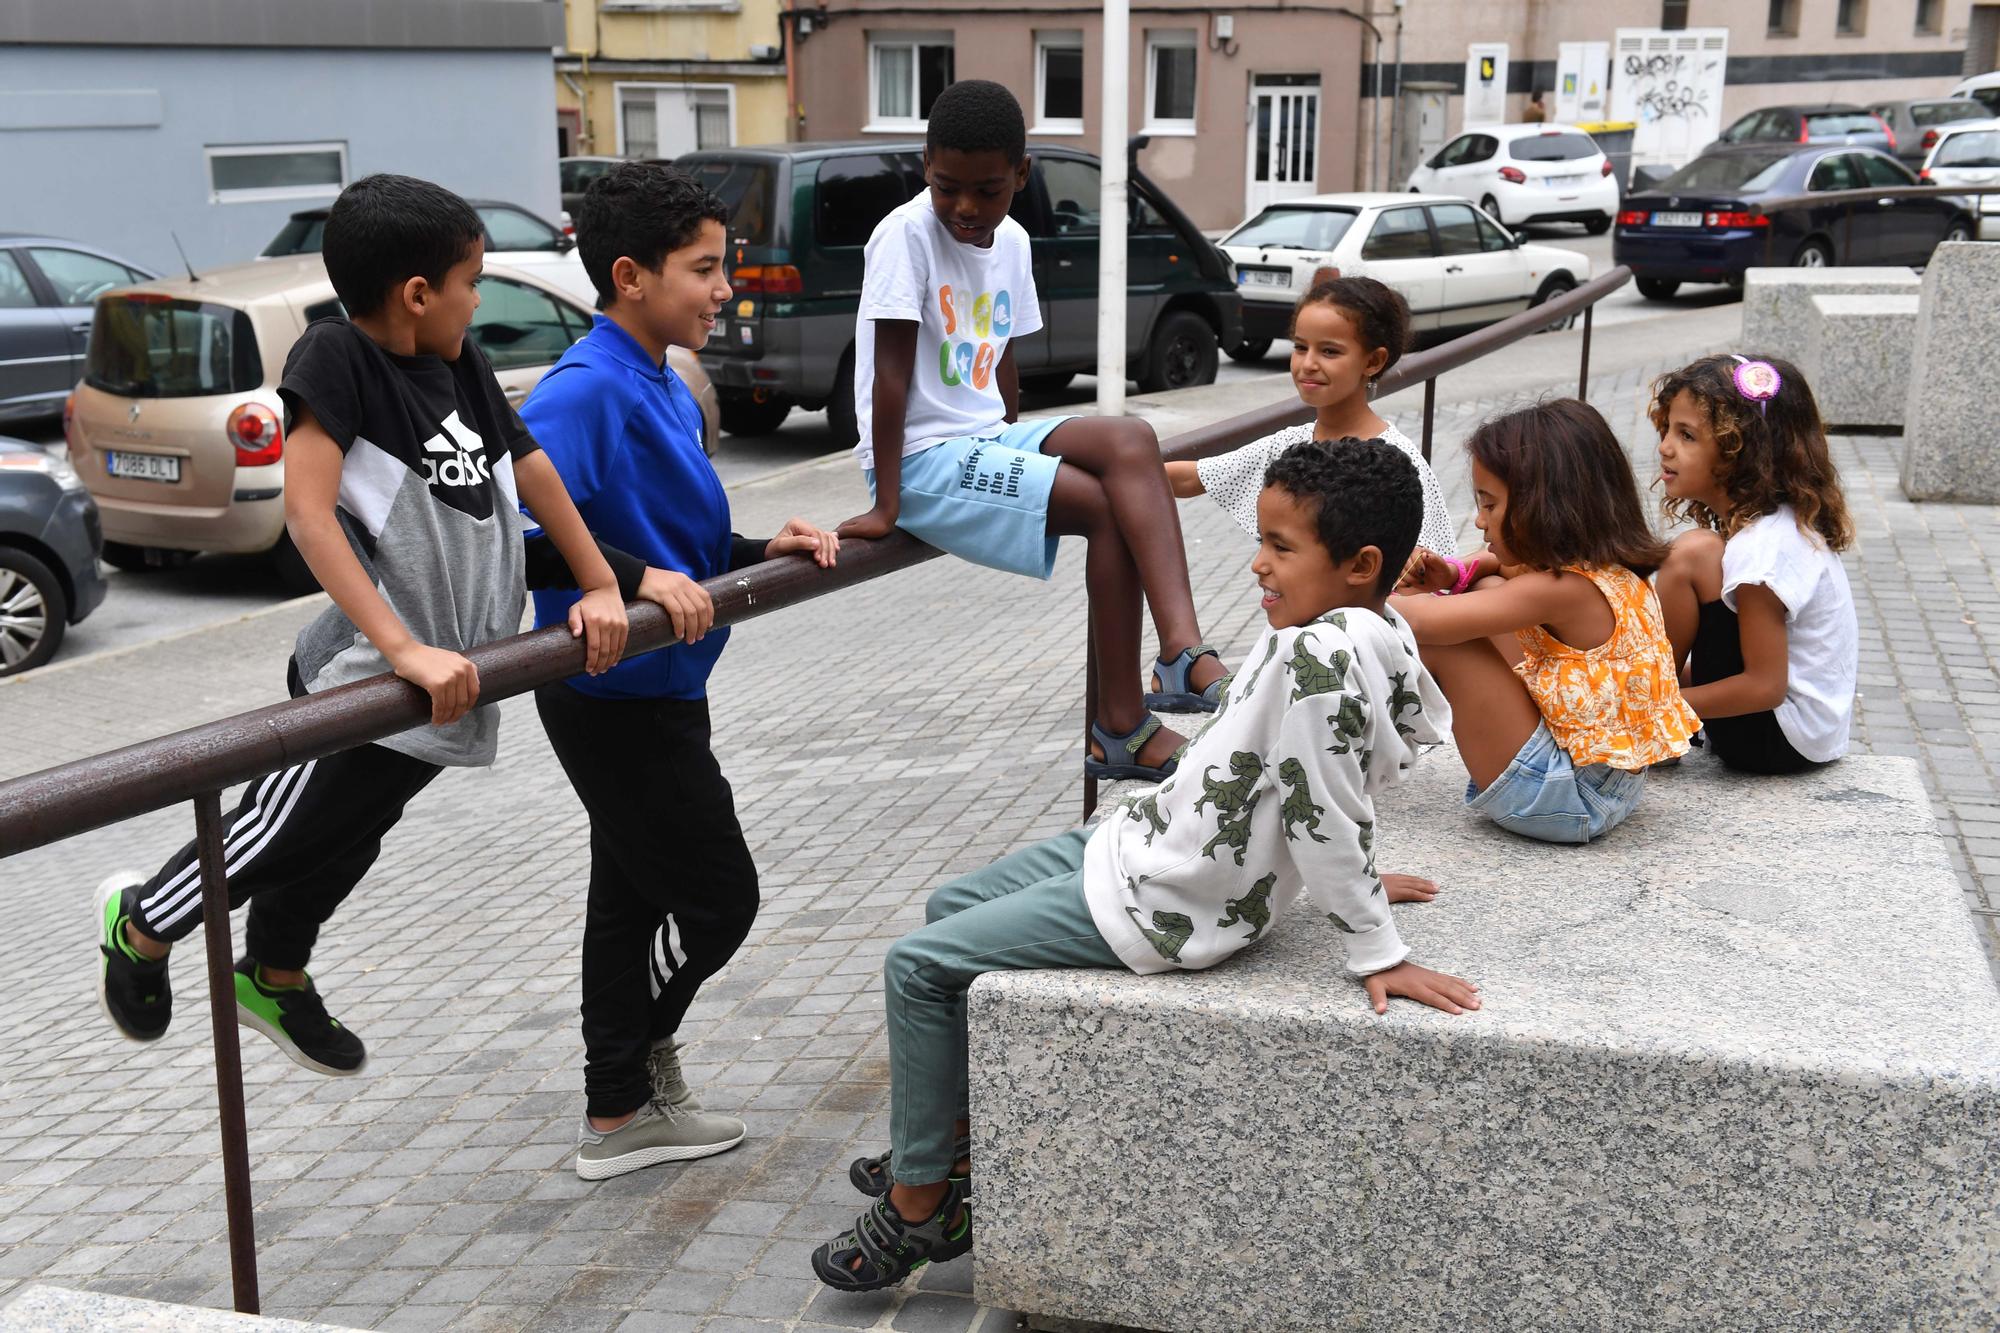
[[1388, 0, 1404, 186], [561, 70, 592, 154], [786, 0, 800, 141]]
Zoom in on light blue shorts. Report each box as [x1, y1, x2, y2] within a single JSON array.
[[866, 417, 1074, 580], [1465, 720, 1646, 844]]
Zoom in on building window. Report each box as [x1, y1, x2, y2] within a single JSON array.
[[1767, 0, 1799, 35], [617, 84, 734, 159], [204, 142, 346, 204], [1836, 0, 1867, 34], [1915, 0, 1941, 33], [1035, 31, 1085, 133], [1145, 30, 1198, 134], [869, 33, 955, 129], [1661, 1, 1689, 29]]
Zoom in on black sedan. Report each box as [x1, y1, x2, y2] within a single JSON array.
[[0, 435, 107, 675], [1613, 145, 1974, 300]]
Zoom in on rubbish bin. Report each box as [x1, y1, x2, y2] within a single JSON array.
[[1577, 120, 1637, 196]]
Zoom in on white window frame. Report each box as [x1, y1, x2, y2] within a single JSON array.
[[1034, 30, 1087, 135], [203, 141, 347, 205], [612, 81, 738, 158], [867, 31, 954, 132], [1144, 30, 1199, 136]]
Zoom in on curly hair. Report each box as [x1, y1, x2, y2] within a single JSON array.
[[1648, 354, 1854, 551], [925, 80, 1027, 164], [577, 162, 729, 310], [1290, 276, 1412, 384], [1263, 436, 1422, 594], [1467, 398, 1670, 579]]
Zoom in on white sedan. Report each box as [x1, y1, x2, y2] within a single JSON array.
[[1920, 118, 2000, 240], [1218, 193, 1592, 360], [1406, 124, 1620, 233]]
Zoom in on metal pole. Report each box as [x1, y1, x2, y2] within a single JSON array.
[[194, 791, 259, 1314], [1082, 623, 1100, 822], [1388, 8, 1404, 187], [1421, 376, 1436, 462], [1578, 303, 1594, 399], [1369, 30, 1382, 190], [1096, 0, 1130, 415]]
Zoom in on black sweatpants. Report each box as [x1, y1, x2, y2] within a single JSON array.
[[534, 681, 760, 1119], [1689, 599, 1819, 775], [130, 665, 443, 969]]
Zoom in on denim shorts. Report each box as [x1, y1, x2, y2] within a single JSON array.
[[1465, 720, 1646, 844], [865, 417, 1075, 580]]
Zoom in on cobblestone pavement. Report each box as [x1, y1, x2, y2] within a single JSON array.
[[1, 333, 1995, 1331]]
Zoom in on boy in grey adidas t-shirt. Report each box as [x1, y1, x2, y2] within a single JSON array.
[[93, 175, 626, 1078]]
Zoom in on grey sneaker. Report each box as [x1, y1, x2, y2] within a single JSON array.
[[647, 1039, 702, 1110], [575, 1098, 746, 1181]]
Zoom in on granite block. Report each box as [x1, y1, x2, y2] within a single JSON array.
[[1739, 266, 1920, 362], [0, 1283, 344, 1330], [969, 749, 2000, 1332], [1802, 293, 1920, 428], [1901, 242, 2000, 502]]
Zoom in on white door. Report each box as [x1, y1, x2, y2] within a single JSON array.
[[1244, 82, 1321, 218]]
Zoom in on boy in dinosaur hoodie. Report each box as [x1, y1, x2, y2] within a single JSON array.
[[811, 437, 1481, 1294]]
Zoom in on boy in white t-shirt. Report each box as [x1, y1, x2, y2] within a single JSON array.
[[834, 80, 1226, 783]]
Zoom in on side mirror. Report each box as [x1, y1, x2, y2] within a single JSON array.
[[555, 235, 576, 254]]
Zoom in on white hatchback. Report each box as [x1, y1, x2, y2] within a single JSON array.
[[1218, 193, 1592, 359], [1919, 118, 2000, 240], [1405, 124, 1620, 233]]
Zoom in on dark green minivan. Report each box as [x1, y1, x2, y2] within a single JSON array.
[[677, 142, 1243, 442]]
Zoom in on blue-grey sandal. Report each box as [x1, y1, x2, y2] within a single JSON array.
[[1145, 644, 1225, 713], [1085, 715, 1180, 783]]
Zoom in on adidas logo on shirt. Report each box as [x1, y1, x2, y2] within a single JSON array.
[[420, 411, 492, 491]]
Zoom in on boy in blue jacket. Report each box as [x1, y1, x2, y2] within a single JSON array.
[[523, 163, 839, 1179]]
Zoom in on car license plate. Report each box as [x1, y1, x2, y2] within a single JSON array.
[[1651, 211, 1704, 227], [106, 450, 181, 484], [1238, 269, 1289, 287], [1546, 174, 1584, 187]]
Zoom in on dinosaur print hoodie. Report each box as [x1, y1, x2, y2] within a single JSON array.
[[1083, 605, 1448, 977]]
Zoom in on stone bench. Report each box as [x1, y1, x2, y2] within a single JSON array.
[[1902, 242, 2000, 503], [967, 747, 2000, 1331], [1740, 266, 1920, 361], [1801, 292, 1921, 429]]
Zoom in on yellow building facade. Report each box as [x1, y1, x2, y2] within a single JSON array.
[[554, 0, 792, 161]]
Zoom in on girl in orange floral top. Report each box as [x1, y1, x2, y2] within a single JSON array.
[[1392, 400, 1697, 843]]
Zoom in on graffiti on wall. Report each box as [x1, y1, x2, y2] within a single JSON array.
[[1622, 50, 1717, 123]]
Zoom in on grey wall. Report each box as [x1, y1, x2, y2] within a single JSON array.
[[0, 45, 561, 274], [0, 0, 562, 50]]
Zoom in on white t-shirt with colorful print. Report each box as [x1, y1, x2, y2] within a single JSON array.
[[852, 192, 1044, 465]]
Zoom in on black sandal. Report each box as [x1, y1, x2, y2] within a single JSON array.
[[810, 1179, 972, 1292], [848, 1134, 972, 1197]]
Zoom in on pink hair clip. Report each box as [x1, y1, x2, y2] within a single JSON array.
[[1729, 354, 1782, 416]]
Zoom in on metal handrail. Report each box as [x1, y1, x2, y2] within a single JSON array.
[[0, 260, 1636, 1314]]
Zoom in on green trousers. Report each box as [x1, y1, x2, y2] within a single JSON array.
[[883, 828, 1122, 1184]]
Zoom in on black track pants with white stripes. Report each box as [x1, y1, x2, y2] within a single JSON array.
[[129, 713, 442, 970], [535, 682, 760, 1120]]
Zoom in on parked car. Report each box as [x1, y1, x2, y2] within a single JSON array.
[[673, 141, 1243, 442], [1613, 145, 1974, 300], [1949, 71, 2000, 116], [1919, 120, 2000, 240], [1868, 98, 1993, 167], [1404, 124, 1620, 233], [1218, 194, 1591, 359], [1712, 104, 1895, 155], [0, 434, 106, 675], [67, 257, 715, 589], [0, 235, 156, 425], [261, 200, 594, 303], [559, 156, 624, 222]]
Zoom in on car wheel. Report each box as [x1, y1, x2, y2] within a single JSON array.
[[1943, 218, 1974, 246], [1226, 338, 1273, 364], [719, 394, 792, 437], [1635, 277, 1681, 301], [270, 533, 322, 597], [826, 348, 860, 450], [100, 541, 196, 573], [1792, 239, 1832, 269], [0, 547, 68, 677], [1584, 215, 1612, 236], [1021, 371, 1077, 393], [1137, 311, 1220, 394], [1531, 275, 1578, 332], [1480, 194, 1504, 224]]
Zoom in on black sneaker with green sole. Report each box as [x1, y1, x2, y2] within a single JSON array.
[[234, 957, 366, 1076], [96, 874, 171, 1042]]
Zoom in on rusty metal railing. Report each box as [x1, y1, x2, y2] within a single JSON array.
[[0, 262, 1632, 1313]]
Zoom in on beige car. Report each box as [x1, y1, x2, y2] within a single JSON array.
[[68, 257, 717, 590]]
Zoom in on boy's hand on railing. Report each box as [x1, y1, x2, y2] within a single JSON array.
[[835, 505, 898, 541], [766, 517, 841, 568], [388, 643, 481, 727], [568, 585, 629, 676], [1362, 960, 1482, 1016], [638, 568, 715, 645]]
